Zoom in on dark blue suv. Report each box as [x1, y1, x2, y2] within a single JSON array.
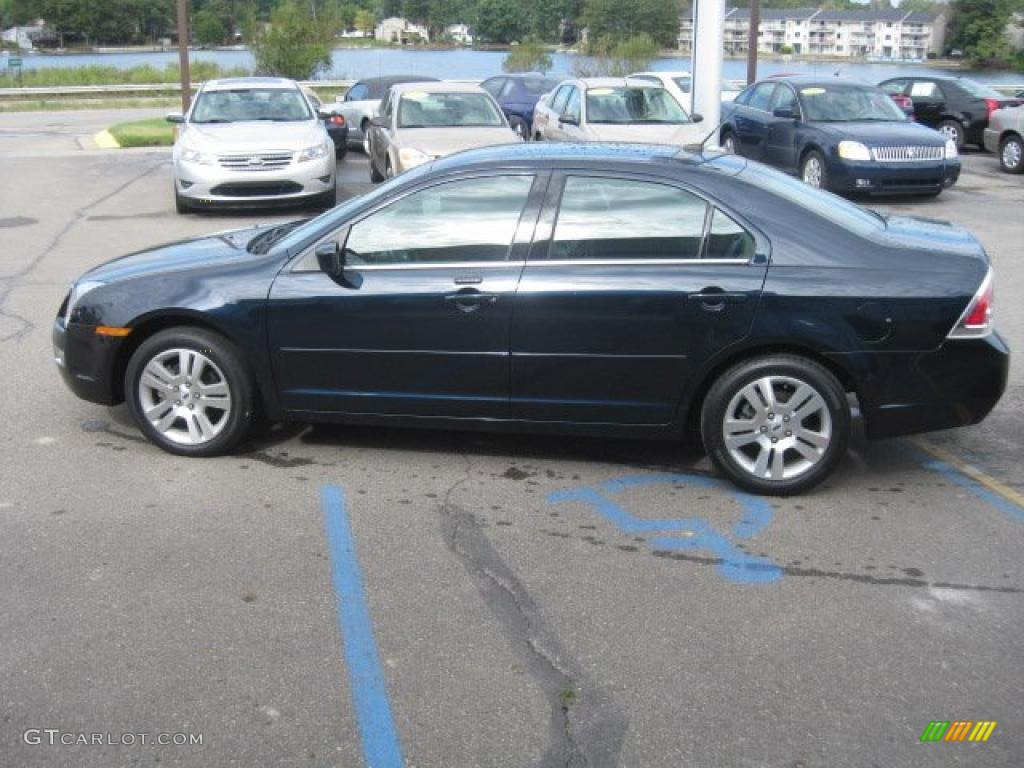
[[480, 73, 560, 139], [722, 76, 960, 196]]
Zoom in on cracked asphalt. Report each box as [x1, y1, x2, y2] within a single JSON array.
[[1, 109, 1022, 768]]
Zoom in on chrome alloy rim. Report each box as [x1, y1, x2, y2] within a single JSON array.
[[722, 376, 832, 482], [138, 348, 232, 445], [940, 123, 960, 143], [1003, 139, 1022, 170], [802, 157, 823, 188], [723, 135, 736, 153]]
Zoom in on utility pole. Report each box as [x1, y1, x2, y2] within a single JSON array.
[[176, 0, 192, 113], [746, 0, 760, 85], [691, 0, 726, 145]]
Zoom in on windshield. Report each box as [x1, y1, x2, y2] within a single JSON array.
[[955, 78, 1006, 99], [799, 84, 906, 122], [586, 87, 690, 124], [398, 92, 506, 128], [522, 77, 560, 96], [190, 88, 312, 123]]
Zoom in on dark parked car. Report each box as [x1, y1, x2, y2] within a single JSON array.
[[722, 76, 960, 196], [480, 73, 560, 138], [879, 76, 1022, 149], [52, 144, 1006, 495], [303, 87, 348, 158]]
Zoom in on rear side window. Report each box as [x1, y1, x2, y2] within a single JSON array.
[[481, 78, 504, 98], [347, 83, 369, 101], [880, 79, 907, 96], [549, 177, 708, 261], [706, 209, 756, 261], [910, 80, 939, 98], [344, 176, 534, 265]]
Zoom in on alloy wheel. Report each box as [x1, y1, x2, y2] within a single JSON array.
[[1002, 138, 1022, 171], [939, 122, 961, 145], [722, 135, 736, 153], [802, 156, 823, 188], [137, 348, 232, 446], [722, 375, 832, 482]]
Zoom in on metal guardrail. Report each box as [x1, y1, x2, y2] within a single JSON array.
[[0, 79, 356, 98]]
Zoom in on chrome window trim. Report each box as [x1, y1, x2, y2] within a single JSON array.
[[348, 260, 527, 271], [529, 258, 759, 267]]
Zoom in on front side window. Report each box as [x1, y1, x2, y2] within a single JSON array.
[[747, 83, 776, 112], [190, 88, 312, 123], [550, 85, 572, 115], [550, 177, 708, 261], [770, 85, 798, 115], [397, 92, 505, 128], [563, 88, 581, 121], [344, 176, 534, 266]]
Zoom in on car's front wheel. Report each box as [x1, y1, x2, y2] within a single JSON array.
[[938, 119, 964, 149], [999, 133, 1024, 173], [174, 187, 192, 214], [800, 150, 827, 190], [126, 327, 255, 457], [701, 355, 850, 495], [721, 131, 736, 154]]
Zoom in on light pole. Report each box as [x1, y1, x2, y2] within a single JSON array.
[[690, 0, 726, 145], [746, 0, 761, 85], [176, 0, 191, 113]]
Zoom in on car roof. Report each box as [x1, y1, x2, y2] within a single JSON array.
[[573, 77, 664, 89], [762, 75, 872, 88], [203, 77, 298, 92], [632, 71, 690, 78], [427, 142, 715, 175], [390, 81, 488, 95], [356, 74, 440, 87]]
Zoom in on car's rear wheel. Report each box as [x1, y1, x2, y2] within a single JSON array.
[[509, 116, 528, 140], [368, 150, 384, 182], [938, 119, 964, 149], [999, 134, 1024, 173], [800, 150, 827, 190], [701, 355, 850, 495], [126, 328, 255, 457], [361, 120, 371, 153]]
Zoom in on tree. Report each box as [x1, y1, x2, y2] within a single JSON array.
[[947, 0, 1019, 65], [503, 38, 552, 71], [476, 0, 523, 42], [354, 7, 375, 33], [194, 8, 227, 44], [572, 33, 659, 76], [250, 0, 333, 79], [581, 0, 677, 48]]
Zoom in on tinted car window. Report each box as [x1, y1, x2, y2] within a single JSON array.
[[550, 85, 572, 115], [550, 177, 708, 261], [747, 83, 776, 112], [770, 85, 798, 114], [481, 78, 504, 98], [705, 209, 755, 260], [734, 86, 753, 106], [880, 79, 907, 96], [563, 87, 581, 121], [347, 83, 369, 101], [345, 176, 534, 265]]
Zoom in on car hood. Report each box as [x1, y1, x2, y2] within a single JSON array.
[[394, 126, 520, 156], [80, 224, 285, 284], [812, 120, 946, 146], [180, 120, 325, 151], [586, 123, 707, 144]]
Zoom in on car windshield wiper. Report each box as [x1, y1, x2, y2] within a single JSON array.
[[194, 118, 233, 124]]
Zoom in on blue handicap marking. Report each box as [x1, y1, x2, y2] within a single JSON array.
[[548, 473, 783, 585]]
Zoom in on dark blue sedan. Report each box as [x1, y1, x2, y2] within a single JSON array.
[[52, 143, 1005, 495], [722, 77, 960, 196], [480, 73, 560, 139]]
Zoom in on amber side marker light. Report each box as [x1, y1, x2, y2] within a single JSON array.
[[95, 326, 133, 337]]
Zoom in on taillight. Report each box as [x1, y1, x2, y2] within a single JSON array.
[[948, 268, 994, 339], [329, 114, 346, 126], [985, 98, 1000, 119]]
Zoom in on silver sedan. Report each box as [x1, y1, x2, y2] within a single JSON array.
[[983, 105, 1024, 173]]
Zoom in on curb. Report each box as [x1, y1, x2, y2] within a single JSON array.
[[92, 129, 120, 149]]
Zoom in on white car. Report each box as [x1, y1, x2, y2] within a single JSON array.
[[531, 77, 706, 145], [628, 71, 743, 111], [167, 77, 337, 213]]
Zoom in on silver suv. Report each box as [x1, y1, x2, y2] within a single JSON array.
[[167, 77, 337, 213]]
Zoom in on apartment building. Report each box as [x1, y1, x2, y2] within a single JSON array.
[[678, 7, 946, 60]]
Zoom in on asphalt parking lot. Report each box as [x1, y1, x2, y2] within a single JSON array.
[[1, 109, 1023, 768]]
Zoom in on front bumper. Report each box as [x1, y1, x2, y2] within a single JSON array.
[[827, 157, 960, 195], [53, 319, 125, 406], [830, 332, 1009, 440], [174, 155, 335, 206]]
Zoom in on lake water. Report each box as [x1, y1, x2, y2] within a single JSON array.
[[6, 47, 1023, 85]]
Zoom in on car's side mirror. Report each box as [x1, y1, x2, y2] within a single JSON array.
[[560, 114, 579, 126], [165, 112, 185, 124], [316, 241, 344, 277], [691, 113, 704, 123], [772, 107, 798, 120]]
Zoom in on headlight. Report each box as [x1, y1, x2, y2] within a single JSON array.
[[945, 139, 959, 159], [65, 280, 104, 323], [837, 140, 872, 161], [398, 147, 434, 169], [297, 143, 331, 162], [178, 146, 215, 165]]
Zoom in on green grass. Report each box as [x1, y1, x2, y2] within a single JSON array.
[[0, 61, 250, 88], [108, 117, 176, 147], [0, 96, 181, 112]]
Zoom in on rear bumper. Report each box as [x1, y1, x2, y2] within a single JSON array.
[[53, 319, 124, 406], [829, 332, 1009, 440], [828, 157, 960, 195]]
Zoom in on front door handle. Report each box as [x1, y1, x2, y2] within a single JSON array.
[[444, 291, 499, 313], [688, 290, 749, 310]]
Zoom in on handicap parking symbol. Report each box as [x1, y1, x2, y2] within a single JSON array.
[[548, 474, 783, 584]]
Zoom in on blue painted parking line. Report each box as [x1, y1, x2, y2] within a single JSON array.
[[321, 485, 405, 768], [548, 473, 783, 584]]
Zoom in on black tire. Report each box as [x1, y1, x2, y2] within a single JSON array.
[[800, 150, 828, 191], [335, 145, 348, 160], [312, 186, 337, 210], [369, 149, 385, 183], [938, 119, 964, 150], [509, 115, 529, 140], [701, 355, 850, 495], [721, 130, 737, 154], [385, 156, 394, 179], [125, 327, 255, 457], [174, 188, 192, 214], [999, 134, 1024, 173]]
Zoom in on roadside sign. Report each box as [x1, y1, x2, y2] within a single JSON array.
[[9, 57, 22, 67]]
